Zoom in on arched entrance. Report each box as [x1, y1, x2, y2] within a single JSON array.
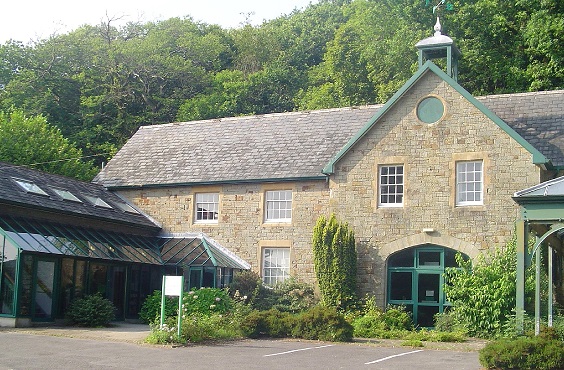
[[387, 244, 468, 327]]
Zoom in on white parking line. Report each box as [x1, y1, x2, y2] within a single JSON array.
[[264, 344, 335, 357], [365, 349, 424, 364]]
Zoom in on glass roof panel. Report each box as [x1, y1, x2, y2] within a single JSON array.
[[13, 178, 48, 196], [50, 188, 82, 202], [114, 202, 140, 214], [0, 217, 247, 269], [84, 195, 113, 209], [0, 216, 162, 264]]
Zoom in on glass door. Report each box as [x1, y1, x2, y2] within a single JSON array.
[[387, 246, 465, 327], [33, 259, 56, 321]]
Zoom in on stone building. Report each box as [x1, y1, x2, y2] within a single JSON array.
[[94, 25, 564, 327]]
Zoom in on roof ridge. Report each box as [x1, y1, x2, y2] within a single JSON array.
[[476, 89, 564, 100], [139, 104, 386, 130]]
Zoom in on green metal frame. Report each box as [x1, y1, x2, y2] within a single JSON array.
[[0, 229, 21, 318], [387, 245, 464, 327]]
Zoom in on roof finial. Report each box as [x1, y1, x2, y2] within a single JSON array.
[[434, 16, 442, 36]]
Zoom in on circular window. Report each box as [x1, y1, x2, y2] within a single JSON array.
[[417, 96, 444, 124]]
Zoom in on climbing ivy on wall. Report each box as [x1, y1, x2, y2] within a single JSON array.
[[312, 214, 358, 311]]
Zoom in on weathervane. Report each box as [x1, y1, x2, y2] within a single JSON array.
[[425, 0, 454, 35], [426, 0, 454, 15]]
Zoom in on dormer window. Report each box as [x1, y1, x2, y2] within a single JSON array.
[[13, 178, 48, 196], [51, 188, 82, 203], [84, 195, 113, 209]]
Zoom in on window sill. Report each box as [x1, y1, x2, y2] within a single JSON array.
[[263, 220, 292, 226]]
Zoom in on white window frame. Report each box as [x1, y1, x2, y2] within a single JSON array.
[[262, 247, 290, 286], [378, 165, 404, 207], [265, 190, 292, 222], [194, 193, 219, 223], [456, 160, 483, 206]]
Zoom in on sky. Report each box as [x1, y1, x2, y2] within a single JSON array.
[[2, 0, 319, 44]]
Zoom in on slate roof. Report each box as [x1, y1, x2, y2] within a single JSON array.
[[94, 106, 382, 187], [476, 90, 564, 167], [94, 89, 564, 188], [0, 162, 161, 231]]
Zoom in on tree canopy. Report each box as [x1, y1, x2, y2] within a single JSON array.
[[0, 0, 561, 178], [0, 110, 97, 180]]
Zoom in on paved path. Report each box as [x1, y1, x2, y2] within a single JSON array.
[[0, 323, 484, 369]]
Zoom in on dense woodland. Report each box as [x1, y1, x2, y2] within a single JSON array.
[[0, 0, 562, 179]]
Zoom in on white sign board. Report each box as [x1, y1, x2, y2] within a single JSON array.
[[164, 276, 183, 297]]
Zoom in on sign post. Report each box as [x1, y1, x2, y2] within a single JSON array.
[[160, 275, 184, 338]]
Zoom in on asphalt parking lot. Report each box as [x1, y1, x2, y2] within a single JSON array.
[[0, 329, 481, 370]]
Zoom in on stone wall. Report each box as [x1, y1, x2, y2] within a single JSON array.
[[327, 71, 542, 305], [117, 180, 329, 283]]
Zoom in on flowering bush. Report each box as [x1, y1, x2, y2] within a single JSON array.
[[183, 288, 232, 316], [139, 290, 178, 324]]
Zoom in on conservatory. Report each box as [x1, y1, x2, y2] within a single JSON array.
[[0, 162, 249, 327]]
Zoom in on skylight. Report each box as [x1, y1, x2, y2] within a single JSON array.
[[13, 178, 48, 196], [51, 188, 82, 203], [84, 195, 113, 209], [115, 202, 140, 214]]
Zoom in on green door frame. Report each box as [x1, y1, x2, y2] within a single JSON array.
[[387, 246, 454, 327]]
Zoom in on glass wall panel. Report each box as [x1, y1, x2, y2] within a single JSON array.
[[418, 251, 441, 267], [34, 260, 55, 319], [59, 258, 74, 315], [388, 249, 414, 267], [389, 272, 412, 301], [189, 268, 201, 290], [0, 235, 18, 315], [203, 267, 215, 287], [90, 264, 108, 297], [19, 255, 33, 316], [418, 305, 440, 327], [75, 260, 86, 299], [107, 266, 126, 319], [418, 273, 440, 303]]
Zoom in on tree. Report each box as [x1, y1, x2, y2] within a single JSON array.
[[0, 110, 97, 180], [312, 214, 358, 311], [444, 236, 541, 338]]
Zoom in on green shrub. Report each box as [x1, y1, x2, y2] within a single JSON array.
[[228, 270, 261, 303], [479, 336, 564, 370], [139, 290, 178, 324], [401, 339, 424, 347], [140, 288, 233, 324], [184, 288, 232, 316], [352, 305, 413, 338], [312, 214, 358, 311], [270, 278, 317, 313], [251, 278, 317, 313], [66, 294, 115, 327], [433, 312, 461, 332], [239, 309, 293, 338], [352, 314, 385, 337], [146, 313, 243, 344], [382, 305, 413, 330], [292, 305, 353, 342]]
